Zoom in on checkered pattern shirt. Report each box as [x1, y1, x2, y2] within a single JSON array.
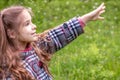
[[6, 17, 84, 80]]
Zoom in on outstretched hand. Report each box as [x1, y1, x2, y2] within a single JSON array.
[[80, 3, 106, 24], [89, 3, 105, 20]]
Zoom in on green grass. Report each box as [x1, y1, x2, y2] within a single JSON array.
[[0, 0, 120, 80]]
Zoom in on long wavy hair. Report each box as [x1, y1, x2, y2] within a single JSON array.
[[0, 6, 52, 80]]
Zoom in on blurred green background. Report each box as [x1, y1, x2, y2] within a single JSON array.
[[0, 0, 120, 80]]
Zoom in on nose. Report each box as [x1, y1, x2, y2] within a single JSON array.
[[32, 23, 36, 30]]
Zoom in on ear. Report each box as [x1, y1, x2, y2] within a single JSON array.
[[7, 29, 16, 39]]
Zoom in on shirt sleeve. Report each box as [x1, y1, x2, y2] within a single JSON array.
[[48, 17, 84, 52]]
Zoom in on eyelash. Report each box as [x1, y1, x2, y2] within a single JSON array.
[[25, 22, 30, 26]]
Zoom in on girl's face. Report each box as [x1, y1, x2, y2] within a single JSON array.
[[17, 10, 38, 43]]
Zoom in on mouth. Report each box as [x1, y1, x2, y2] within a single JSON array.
[[31, 32, 37, 35]]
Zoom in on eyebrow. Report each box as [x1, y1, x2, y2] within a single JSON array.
[[25, 20, 30, 23], [24, 18, 31, 23]]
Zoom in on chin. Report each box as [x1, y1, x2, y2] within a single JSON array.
[[33, 37, 38, 41]]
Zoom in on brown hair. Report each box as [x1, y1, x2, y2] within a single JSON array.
[[0, 6, 52, 80]]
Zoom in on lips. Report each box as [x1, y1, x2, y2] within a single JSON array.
[[31, 32, 36, 35]]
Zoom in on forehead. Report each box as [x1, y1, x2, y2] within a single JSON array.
[[18, 10, 31, 23]]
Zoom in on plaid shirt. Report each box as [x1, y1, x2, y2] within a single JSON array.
[[6, 17, 84, 80]]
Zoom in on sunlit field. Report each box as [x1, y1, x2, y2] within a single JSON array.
[[0, 0, 120, 80]]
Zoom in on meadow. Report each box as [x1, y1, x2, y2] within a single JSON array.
[[0, 0, 120, 80]]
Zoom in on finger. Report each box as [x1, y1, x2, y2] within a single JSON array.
[[99, 10, 105, 15], [102, 6, 106, 10], [98, 3, 105, 9], [98, 16, 104, 20], [96, 3, 105, 12], [100, 2, 105, 7]]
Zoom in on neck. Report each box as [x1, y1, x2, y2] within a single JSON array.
[[13, 40, 29, 51]]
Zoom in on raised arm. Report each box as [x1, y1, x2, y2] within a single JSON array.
[[36, 3, 105, 53], [47, 3, 105, 53]]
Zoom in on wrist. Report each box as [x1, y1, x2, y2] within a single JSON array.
[[80, 14, 91, 24], [78, 18, 86, 27]]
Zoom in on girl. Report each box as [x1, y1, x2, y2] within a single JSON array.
[[0, 3, 105, 80]]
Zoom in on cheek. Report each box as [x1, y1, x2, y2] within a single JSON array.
[[20, 31, 31, 39], [17, 28, 30, 39], [18, 31, 37, 42], [20, 27, 31, 35]]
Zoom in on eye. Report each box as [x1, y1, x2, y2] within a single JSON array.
[[25, 21, 30, 26]]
